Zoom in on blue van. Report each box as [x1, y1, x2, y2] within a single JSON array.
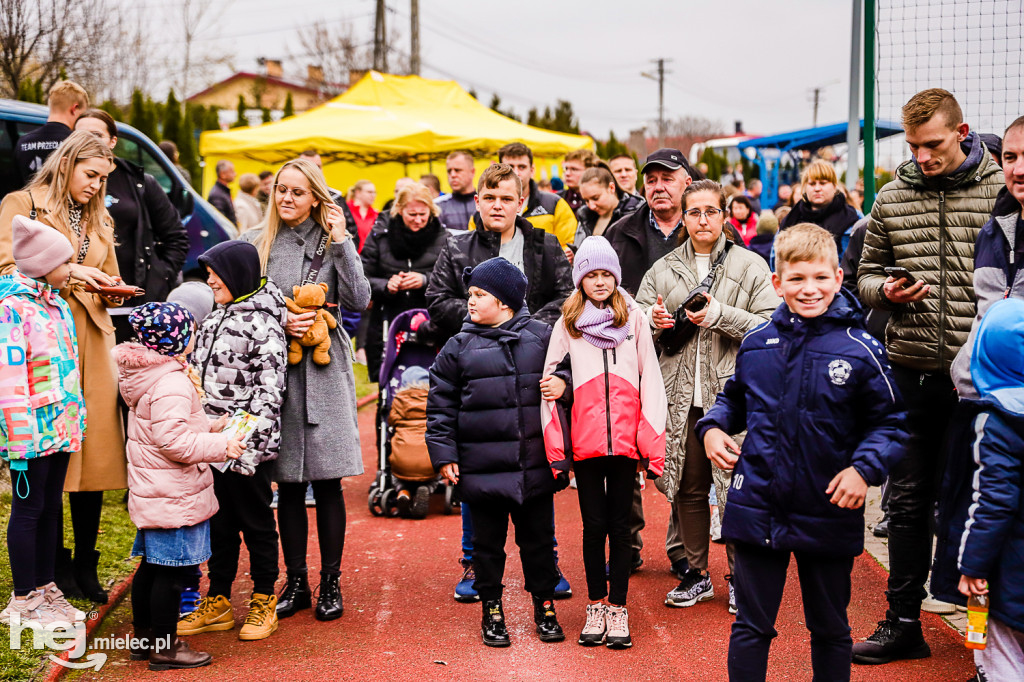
[[0, 99, 234, 277]]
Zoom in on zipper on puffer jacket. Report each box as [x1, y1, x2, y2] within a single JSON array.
[[937, 191, 947, 368], [503, 344, 527, 470], [603, 349, 613, 456], [200, 308, 232, 392]]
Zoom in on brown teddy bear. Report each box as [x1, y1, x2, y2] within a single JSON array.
[[284, 282, 338, 366]]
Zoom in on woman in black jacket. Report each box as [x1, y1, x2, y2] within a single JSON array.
[[75, 110, 189, 334], [779, 159, 860, 258], [360, 183, 448, 380]]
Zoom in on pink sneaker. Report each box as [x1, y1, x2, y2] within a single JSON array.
[[41, 583, 87, 621], [0, 590, 63, 627]]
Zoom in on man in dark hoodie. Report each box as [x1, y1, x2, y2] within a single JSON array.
[[854, 88, 1004, 665], [425, 163, 574, 604], [178, 240, 289, 642]]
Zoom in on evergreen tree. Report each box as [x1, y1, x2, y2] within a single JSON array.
[[178, 103, 201, 186], [261, 107, 272, 124], [129, 89, 158, 140], [16, 78, 43, 103], [488, 94, 518, 122], [203, 106, 220, 131], [282, 92, 294, 118], [596, 131, 630, 159], [699, 147, 726, 182], [100, 100, 122, 120], [232, 95, 248, 128], [163, 90, 182, 147]]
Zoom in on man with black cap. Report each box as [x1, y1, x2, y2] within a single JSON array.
[[603, 148, 695, 296]]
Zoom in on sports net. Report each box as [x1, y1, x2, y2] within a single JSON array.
[[875, 0, 1024, 170]]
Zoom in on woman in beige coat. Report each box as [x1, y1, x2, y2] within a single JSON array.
[[636, 179, 779, 615], [0, 131, 126, 603]]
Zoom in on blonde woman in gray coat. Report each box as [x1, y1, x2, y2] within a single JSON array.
[[636, 179, 779, 615], [241, 159, 371, 622]]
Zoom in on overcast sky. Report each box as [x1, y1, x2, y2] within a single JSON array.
[[138, 0, 863, 140]]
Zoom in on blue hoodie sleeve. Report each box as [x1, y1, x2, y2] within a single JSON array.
[[843, 343, 907, 486], [426, 334, 464, 471], [958, 411, 1023, 579], [696, 352, 749, 439]]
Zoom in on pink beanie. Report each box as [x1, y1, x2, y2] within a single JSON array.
[[572, 236, 623, 288], [12, 214, 74, 278]]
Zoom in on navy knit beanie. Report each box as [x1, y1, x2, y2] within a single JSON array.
[[462, 257, 527, 312], [198, 240, 263, 301]]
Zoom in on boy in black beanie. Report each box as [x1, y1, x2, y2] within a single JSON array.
[[427, 257, 569, 647], [176, 240, 289, 642]]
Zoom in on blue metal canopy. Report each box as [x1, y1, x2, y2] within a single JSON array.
[[738, 119, 904, 209]]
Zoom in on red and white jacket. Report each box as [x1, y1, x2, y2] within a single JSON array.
[[541, 300, 667, 476]]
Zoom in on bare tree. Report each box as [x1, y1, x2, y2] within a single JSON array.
[[663, 115, 726, 140], [292, 22, 371, 88], [0, 0, 84, 97], [175, 0, 234, 98]]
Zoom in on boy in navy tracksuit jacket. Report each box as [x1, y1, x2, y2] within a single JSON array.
[[426, 258, 569, 648], [958, 297, 1024, 681], [697, 224, 907, 681]]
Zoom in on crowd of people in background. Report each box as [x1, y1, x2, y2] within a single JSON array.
[[2, 79, 1024, 681]]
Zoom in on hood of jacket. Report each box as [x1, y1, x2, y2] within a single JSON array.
[[214, 277, 288, 326], [199, 240, 263, 301], [970, 297, 1024, 413], [0, 271, 60, 304], [898, 131, 997, 191], [113, 342, 185, 409]]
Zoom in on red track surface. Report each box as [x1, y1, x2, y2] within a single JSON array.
[[79, 406, 974, 681]]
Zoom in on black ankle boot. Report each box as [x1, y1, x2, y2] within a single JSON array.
[[276, 572, 311, 618], [130, 627, 153, 661], [532, 596, 565, 642], [481, 599, 510, 647], [314, 572, 343, 621], [72, 549, 107, 603], [55, 547, 84, 599]]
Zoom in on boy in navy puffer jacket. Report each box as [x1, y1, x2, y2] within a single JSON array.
[[697, 223, 907, 681], [958, 297, 1024, 681], [427, 257, 569, 648]]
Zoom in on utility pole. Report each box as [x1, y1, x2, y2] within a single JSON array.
[[846, 0, 863, 193], [410, 0, 420, 75], [864, 0, 877, 209], [641, 58, 672, 148], [812, 87, 822, 128], [373, 0, 388, 73]]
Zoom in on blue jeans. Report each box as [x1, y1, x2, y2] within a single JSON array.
[[460, 502, 559, 564]]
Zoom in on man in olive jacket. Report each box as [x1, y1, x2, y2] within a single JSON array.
[[854, 89, 1003, 665]]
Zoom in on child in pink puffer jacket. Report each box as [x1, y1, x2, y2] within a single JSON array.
[[113, 302, 242, 671], [540, 236, 667, 650]]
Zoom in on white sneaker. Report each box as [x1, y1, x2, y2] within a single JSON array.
[[605, 604, 631, 649], [41, 583, 87, 621], [577, 603, 606, 646], [0, 590, 63, 627], [921, 594, 956, 615]]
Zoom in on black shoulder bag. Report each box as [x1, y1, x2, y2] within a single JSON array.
[[657, 242, 733, 357]]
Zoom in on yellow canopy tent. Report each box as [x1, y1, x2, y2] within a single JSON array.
[[199, 71, 592, 208]]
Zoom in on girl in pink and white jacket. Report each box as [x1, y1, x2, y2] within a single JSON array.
[[540, 236, 666, 650], [113, 302, 242, 671]]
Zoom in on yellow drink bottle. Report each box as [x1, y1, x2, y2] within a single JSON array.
[[965, 593, 989, 650]]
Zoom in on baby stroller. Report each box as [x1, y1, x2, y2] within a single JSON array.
[[367, 308, 457, 519]]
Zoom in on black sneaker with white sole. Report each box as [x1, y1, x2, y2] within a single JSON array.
[[665, 569, 714, 608]]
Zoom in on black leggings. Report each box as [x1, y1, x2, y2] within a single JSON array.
[[132, 561, 192, 642], [574, 455, 637, 606], [8, 453, 70, 596], [276, 479, 346, 577]]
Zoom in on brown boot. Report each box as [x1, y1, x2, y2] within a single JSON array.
[[147, 638, 212, 671]]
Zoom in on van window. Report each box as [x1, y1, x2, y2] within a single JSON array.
[[114, 134, 173, 193], [0, 121, 20, 198]]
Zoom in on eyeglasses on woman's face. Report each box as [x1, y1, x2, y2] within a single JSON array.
[[275, 184, 310, 199], [683, 207, 723, 221]]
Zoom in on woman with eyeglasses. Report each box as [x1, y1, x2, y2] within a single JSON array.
[[636, 179, 779, 616], [240, 159, 371, 622]]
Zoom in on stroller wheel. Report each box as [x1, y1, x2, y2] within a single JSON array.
[[368, 485, 384, 517], [381, 488, 400, 518], [443, 485, 459, 515]]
